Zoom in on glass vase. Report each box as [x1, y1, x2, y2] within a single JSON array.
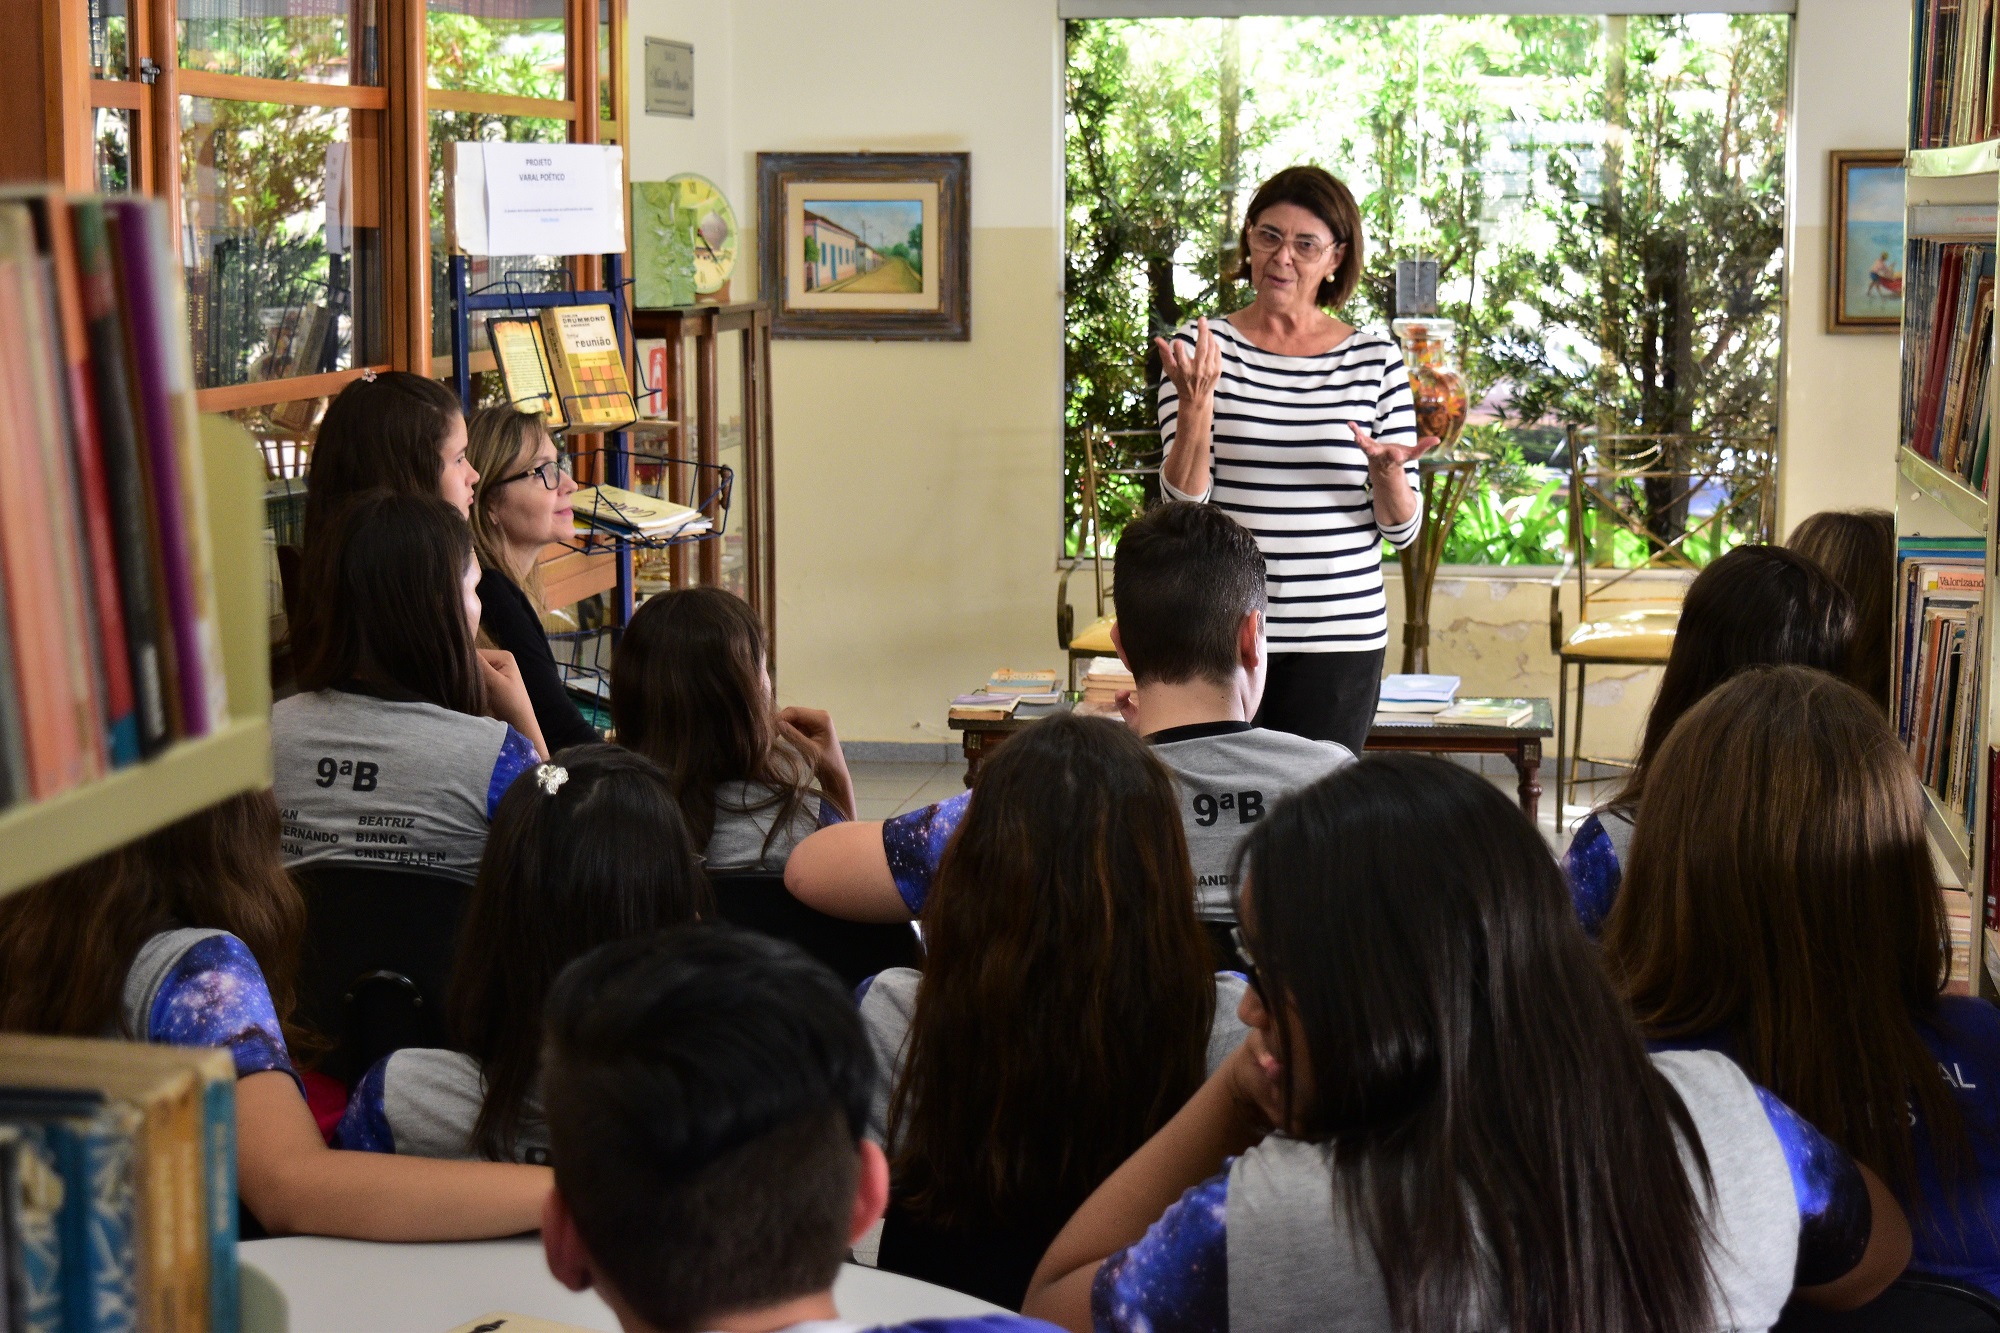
[[1391, 318, 1470, 454]]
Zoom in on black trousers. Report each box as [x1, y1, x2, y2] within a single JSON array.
[[1253, 648, 1385, 755]]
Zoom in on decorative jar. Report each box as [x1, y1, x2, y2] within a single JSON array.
[[1390, 318, 1470, 453]]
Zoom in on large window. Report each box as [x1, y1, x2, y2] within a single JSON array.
[[1064, 14, 1791, 564]]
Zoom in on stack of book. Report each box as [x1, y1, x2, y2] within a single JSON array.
[[1896, 536, 1986, 839], [1911, 0, 2000, 149], [1900, 238, 1995, 494], [1079, 657, 1134, 712], [572, 484, 712, 542], [1944, 887, 1975, 995], [0, 1034, 239, 1332], [0, 190, 229, 813], [948, 669, 1060, 723]]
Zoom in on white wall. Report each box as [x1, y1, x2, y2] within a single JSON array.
[[1776, 0, 1911, 533]]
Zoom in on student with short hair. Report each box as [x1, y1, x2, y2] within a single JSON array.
[[785, 502, 1348, 960], [0, 792, 553, 1240], [1023, 755, 1911, 1333], [611, 585, 854, 872], [538, 926, 1058, 1333], [335, 744, 707, 1162], [862, 713, 1248, 1309], [275, 490, 547, 884], [1602, 665, 2000, 1296], [464, 406, 598, 752], [300, 370, 477, 551], [1561, 544, 1853, 932], [1786, 507, 1896, 711]]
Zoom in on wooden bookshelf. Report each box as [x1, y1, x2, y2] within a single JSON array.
[[0, 416, 273, 897], [1909, 140, 2000, 179]]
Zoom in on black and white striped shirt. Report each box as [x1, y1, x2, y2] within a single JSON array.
[[1159, 320, 1421, 654]]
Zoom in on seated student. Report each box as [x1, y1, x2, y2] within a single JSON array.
[[275, 490, 547, 884], [1602, 665, 2000, 1297], [860, 712, 1248, 1310], [1562, 544, 1852, 932], [611, 585, 854, 872], [464, 406, 598, 752], [538, 926, 1060, 1333], [1022, 754, 1911, 1332], [335, 744, 706, 1162], [0, 792, 551, 1240], [300, 370, 477, 551], [786, 502, 1349, 961], [1786, 508, 1895, 711]]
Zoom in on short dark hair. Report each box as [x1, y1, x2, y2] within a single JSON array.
[[291, 488, 486, 716], [1239, 165, 1366, 308], [303, 370, 464, 551], [1113, 501, 1267, 686], [542, 927, 876, 1333]]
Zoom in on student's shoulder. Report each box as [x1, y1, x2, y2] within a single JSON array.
[[1924, 995, 2000, 1064], [857, 967, 923, 1025], [882, 1318, 1068, 1332], [122, 927, 238, 1033], [1239, 727, 1355, 774]]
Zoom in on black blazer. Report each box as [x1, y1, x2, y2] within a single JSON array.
[[476, 567, 600, 753]]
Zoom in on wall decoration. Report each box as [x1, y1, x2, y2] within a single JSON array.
[[756, 152, 969, 340], [632, 174, 737, 307], [644, 39, 693, 117], [1828, 149, 1906, 333]]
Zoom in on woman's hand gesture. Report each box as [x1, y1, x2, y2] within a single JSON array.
[[1350, 422, 1440, 472], [1154, 316, 1222, 412]]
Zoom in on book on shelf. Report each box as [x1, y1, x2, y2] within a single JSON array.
[[1944, 887, 1974, 995], [488, 316, 568, 429], [539, 305, 635, 431], [1900, 239, 1996, 496], [0, 189, 229, 815], [1896, 537, 1986, 841], [1911, 0, 2000, 148], [0, 1034, 238, 1333], [572, 485, 711, 541]]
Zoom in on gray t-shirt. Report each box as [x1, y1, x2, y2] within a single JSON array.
[[1148, 722, 1355, 920], [270, 687, 539, 885], [856, 966, 1251, 1146], [333, 1047, 548, 1164], [706, 781, 831, 872]]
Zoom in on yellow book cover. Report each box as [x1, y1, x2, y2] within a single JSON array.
[[488, 316, 567, 429], [539, 304, 634, 430]]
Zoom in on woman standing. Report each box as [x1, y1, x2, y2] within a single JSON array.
[[1156, 165, 1433, 751]]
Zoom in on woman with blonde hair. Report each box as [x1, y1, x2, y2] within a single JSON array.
[[1603, 664, 2000, 1295], [464, 406, 596, 752]]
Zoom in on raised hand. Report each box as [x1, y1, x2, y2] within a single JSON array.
[[1349, 422, 1440, 471], [1153, 316, 1222, 412]]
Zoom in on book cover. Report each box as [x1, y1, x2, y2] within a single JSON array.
[[573, 484, 710, 538], [488, 316, 567, 428], [71, 200, 170, 757], [0, 1109, 79, 1333], [0, 1087, 141, 1333], [539, 305, 635, 431], [0, 570, 25, 810], [986, 669, 1059, 695]]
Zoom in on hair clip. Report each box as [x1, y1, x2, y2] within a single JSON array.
[[359, 368, 378, 383], [535, 763, 569, 796]]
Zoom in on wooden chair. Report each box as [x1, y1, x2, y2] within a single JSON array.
[[1057, 427, 1161, 688], [1548, 428, 1775, 820]]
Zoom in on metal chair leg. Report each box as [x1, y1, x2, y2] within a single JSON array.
[[1555, 658, 1570, 830], [1569, 663, 1589, 825]]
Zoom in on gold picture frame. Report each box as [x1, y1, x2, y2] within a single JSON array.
[[1827, 149, 1906, 334]]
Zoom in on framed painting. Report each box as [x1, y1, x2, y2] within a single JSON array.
[[756, 152, 969, 340], [1827, 150, 1906, 334]]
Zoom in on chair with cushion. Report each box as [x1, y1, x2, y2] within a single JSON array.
[[293, 865, 472, 1087], [707, 871, 921, 989], [1774, 1272, 2000, 1332], [1547, 426, 1775, 820]]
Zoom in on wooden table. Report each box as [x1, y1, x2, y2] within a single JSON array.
[[949, 700, 1072, 786], [1365, 697, 1554, 822]]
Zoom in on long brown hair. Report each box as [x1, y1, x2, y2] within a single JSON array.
[[292, 489, 487, 717], [1613, 544, 1853, 813], [1787, 508, 1896, 710], [888, 713, 1215, 1229], [465, 406, 552, 594], [1237, 755, 1716, 1333], [1603, 665, 1965, 1205], [449, 744, 708, 1161], [302, 370, 463, 552], [0, 791, 311, 1053], [610, 586, 819, 853]]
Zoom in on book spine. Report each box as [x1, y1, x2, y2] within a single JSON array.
[[83, 1107, 142, 1333], [0, 1123, 63, 1333], [106, 201, 210, 740], [71, 201, 171, 757], [200, 1070, 237, 1333]]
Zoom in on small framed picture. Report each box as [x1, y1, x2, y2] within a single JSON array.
[[644, 39, 693, 117], [755, 151, 969, 340], [1827, 149, 1906, 334]]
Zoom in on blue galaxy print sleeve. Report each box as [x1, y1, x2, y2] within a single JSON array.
[[1755, 1086, 1874, 1286], [1092, 1171, 1230, 1333], [882, 790, 971, 916], [332, 1057, 396, 1153], [819, 796, 848, 829], [1563, 811, 1623, 938], [886, 1318, 1067, 1332], [487, 726, 542, 820], [147, 932, 294, 1080]]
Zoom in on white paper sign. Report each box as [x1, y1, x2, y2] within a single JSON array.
[[482, 143, 623, 256]]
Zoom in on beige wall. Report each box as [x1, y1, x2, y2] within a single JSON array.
[[625, 0, 1908, 758]]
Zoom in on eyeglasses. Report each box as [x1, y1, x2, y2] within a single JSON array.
[[497, 456, 572, 491], [1247, 225, 1342, 263], [1230, 924, 1262, 996]]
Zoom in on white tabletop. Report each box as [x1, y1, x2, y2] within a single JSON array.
[[240, 1236, 1006, 1333]]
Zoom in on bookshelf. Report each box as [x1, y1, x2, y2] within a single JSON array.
[[0, 414, 272, 898], [1896, 120, 2000, 996]]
